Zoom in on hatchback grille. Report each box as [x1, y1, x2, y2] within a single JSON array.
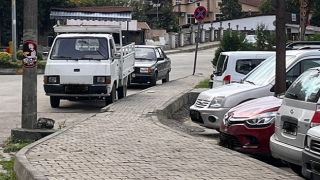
[[311, 140, 320, 154], [195, 99, 210, 108], [219, 132, 242, 148]]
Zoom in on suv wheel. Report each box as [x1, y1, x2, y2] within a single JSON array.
[[50, 96, 60, 108]]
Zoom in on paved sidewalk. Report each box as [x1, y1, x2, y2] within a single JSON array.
[[15, 75, 302, 180], [164, 41, 220, 55]]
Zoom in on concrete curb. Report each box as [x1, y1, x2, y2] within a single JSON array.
[[0, 68, 44, 75], [165, 42, 220, 55]]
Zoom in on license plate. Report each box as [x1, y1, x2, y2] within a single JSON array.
[[190, 110, 200, 120], [311, 161, 320, 175], [132, 73, 136, 78], [65, 85, 88, 93], [282, 121, 297, 136]]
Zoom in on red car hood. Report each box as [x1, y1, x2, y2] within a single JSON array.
[[227, 96, 282, 119]]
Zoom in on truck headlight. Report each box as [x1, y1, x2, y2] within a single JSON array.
[[209, 96, 224, 108], [246, 111, 276, 126], [94, 76, 111, 84], [140, 67, 152, 73], [44, 76, 60, 84]]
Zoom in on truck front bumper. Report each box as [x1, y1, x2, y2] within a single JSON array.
[[44, 84, 109, 97]]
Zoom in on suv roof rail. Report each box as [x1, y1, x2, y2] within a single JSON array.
[[286, 41, 320, 50]]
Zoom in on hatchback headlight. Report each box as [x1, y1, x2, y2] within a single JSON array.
[[140, 67, 152, 73], [209, 96, 224, 108], [246, 111, 276, 126]]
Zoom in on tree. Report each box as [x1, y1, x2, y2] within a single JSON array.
[[220, 0, 242, 19], [310, 0, 320, 26], [131, 1, 149, 22], [159, 2, 179, 32], [259, 0, 300, 14]]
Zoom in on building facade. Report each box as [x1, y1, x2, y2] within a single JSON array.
[[173, 0, 261, 25]]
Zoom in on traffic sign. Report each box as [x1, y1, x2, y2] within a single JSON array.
[[194, 6, 207, 21]]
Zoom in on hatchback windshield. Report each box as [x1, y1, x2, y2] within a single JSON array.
[[285, 69, 320, 103], [243, 55, 295, 86], [50, 38, 109, 60], [135, 48, 156, 60]]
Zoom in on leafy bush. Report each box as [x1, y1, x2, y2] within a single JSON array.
[[0, 52, 12, 62], [309, 34, 320, 41], [17, 50, 24, 60], [212, 29, 256, 66], [37, 61, 46, 69], [195, 78, 210, 88], [37, 52, 43, 60]]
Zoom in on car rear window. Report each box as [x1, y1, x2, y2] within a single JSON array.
[[285, 69, 320, 103], [235, 59, 264, 75], [215, 55, 228, 76]]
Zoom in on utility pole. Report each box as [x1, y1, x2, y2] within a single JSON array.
[[300, 0, 311, 41], [275, 0, 286, 95], [12, 0, 17, 62]]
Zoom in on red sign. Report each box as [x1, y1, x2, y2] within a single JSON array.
[[194, 6, 207, 21], [22, 41, 37, 68]]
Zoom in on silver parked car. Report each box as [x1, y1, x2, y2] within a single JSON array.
[[131, 45, 171, 86], [270, 67, 320, 175], [190, 50, 320, 130], [302, 126, 320, 179]]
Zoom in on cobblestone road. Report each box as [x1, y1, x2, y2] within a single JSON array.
[[19, 75, 302, 180]]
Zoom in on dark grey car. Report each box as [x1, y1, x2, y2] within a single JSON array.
[[131, 45, 171, 86]]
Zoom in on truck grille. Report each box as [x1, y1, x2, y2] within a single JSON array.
[[64, 85, 89, 94], [311, 140, 320, 154], [134, 67, 140, 73], [194, 99, 210, 108]]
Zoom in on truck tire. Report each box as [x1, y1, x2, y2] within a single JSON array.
[[117, 85, 127, 99], [50, 96, 60, 108], [162, 72, 169, 83], [106, 84, 116, 106], [150, 73, 157, 86]]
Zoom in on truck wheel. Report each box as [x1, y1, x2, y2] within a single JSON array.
[[162, 72, 169, 83], [117, 85, 127, 99], [150, 73, 157, 86], [50, 96, 60, 108], [106, 84, 116, 106]]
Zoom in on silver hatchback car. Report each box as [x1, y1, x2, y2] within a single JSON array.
[[270, 67, 320, 175]]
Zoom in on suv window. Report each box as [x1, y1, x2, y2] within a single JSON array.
[[285, 69, 320, 103], [235, 59, 264, 75], [215, 55, 228, 76]]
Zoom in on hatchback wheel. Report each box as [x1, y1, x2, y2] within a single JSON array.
[[288, 163, 303, 176], [162, 72, 169, 83]]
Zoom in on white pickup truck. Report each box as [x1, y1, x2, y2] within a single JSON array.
[[43, 25, 135, 108]]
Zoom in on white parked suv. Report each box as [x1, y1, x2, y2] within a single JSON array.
[[190, 50, 320, 130], [209, 51, 275, 88], [270, 67, 320, 175]]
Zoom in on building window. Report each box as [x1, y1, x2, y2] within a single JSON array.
[[188, 0, 194, 3], [216, 1, 222, 8], [176, 0, 182, 4], [187, 14, 195, 24], [215, 13, 224, 21], [195, 2, 201, 7]]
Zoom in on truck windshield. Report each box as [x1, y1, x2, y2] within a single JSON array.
[[50, 38, 109, 60], [135, 48, 156, 60], [285, 69, 320, 103], [242, 55, 295, 86]]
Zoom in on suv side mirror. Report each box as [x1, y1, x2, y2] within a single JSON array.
[[270, 84, 275, 92]]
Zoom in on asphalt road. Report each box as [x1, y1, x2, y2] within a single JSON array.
[[0, 48, 216, 143]]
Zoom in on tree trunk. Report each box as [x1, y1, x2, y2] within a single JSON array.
[[23, 0, 38, 44], [300, 0, 311, 41], [275, 0, 286, 95]]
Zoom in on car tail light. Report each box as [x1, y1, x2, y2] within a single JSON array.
[[223, 75, 231, 85], [311, 105, 320, 128]]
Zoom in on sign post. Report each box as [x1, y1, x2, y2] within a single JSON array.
[[193, 6, 207, 75]]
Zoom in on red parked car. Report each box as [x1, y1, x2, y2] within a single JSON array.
[[219, 96, 282, 156]]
